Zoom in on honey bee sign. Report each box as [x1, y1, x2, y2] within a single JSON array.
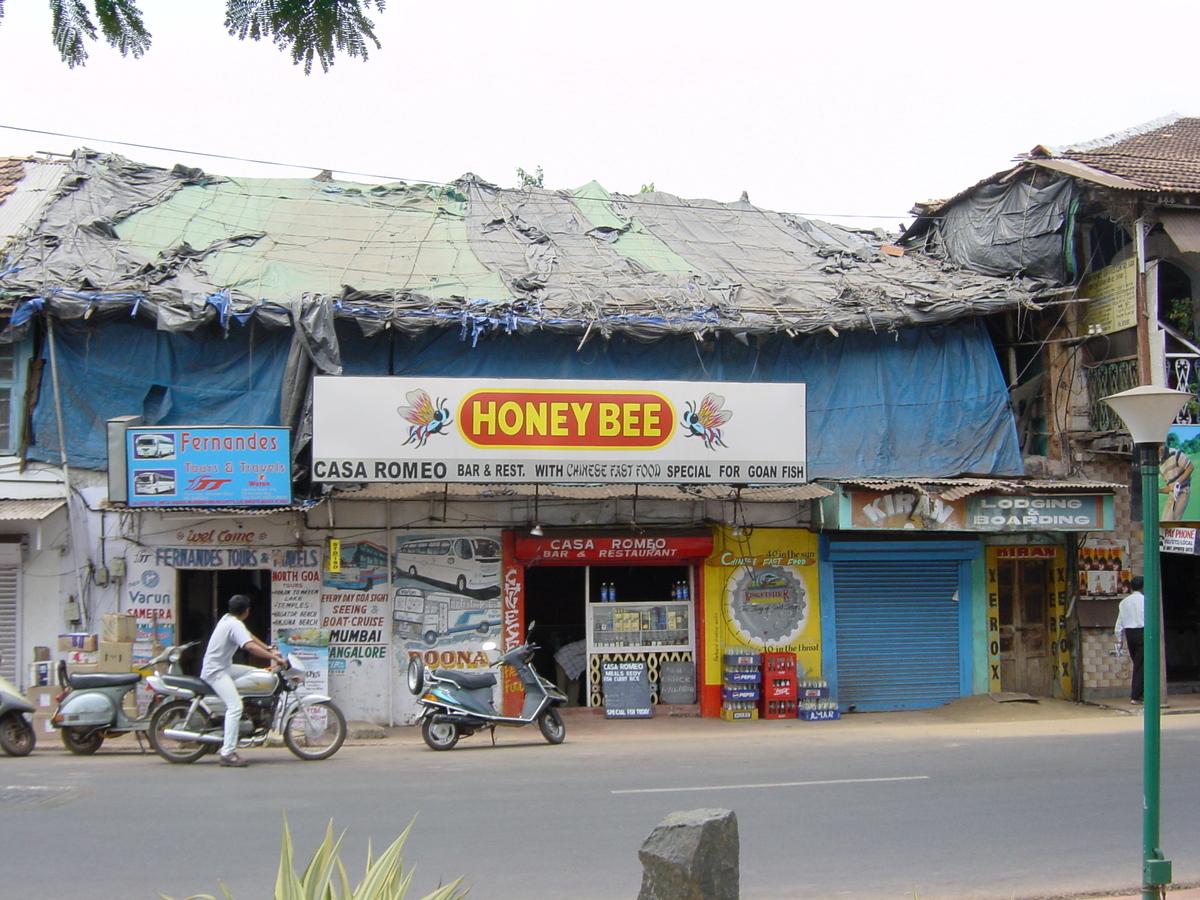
[[312, 377, 806, 485]]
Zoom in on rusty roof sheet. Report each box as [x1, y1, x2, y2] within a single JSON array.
[[827, 477, 1117, 501], [327, 482, 834, 502]]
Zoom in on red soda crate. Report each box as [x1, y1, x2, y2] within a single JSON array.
[[763, 679, 797, 701], [760, 698, 797, 719], [761, 652, 796, 674]]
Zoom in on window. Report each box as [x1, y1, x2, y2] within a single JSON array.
[[0, 340, 29, 455]]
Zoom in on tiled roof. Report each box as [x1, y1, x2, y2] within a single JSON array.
[[0, 158, 26, 205], [1039, 115, 1200, 193]]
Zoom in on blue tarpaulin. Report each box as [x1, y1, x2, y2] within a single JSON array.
[[29, 318, 1020, 480], [29, 322, 292, 470]]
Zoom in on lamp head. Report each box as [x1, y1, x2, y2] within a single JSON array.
[[530, 524, 544, 537], [1101, 385, 1193, 444]]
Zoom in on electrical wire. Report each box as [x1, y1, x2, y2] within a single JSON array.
[[0, 123, 910, 223]]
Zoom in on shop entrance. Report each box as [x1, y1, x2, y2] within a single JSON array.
[[997, 557, 1051, 695], [1161, 552, 1200, 684], [523, 563, 693, 707], [176, 569, 271, 674]]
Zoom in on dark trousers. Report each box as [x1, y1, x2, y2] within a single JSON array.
[[1126, 627, 1145, 702]]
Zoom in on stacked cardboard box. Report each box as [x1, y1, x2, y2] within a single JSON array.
[[96, 614, 137, 673]]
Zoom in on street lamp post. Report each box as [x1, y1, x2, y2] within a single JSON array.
[[1102, 384, 1194, 900]]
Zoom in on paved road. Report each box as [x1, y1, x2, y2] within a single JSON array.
[[4, 703, 1200, 900]]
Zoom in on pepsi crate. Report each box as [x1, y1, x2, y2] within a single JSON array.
[[760, 698, 797, 719], [799, 708, 841, 721], [722, 686, 760, 702], [720, 706, 759, 721], [723, 668, 762, 683], [763, 680, 797, 701], [723, 650, 761, 667]]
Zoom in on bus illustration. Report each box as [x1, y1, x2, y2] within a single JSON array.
[[393, 534, 501, 593], [325, 540, 390, 591], [132, 470, 176, 495], [133, 433, 176, 459]]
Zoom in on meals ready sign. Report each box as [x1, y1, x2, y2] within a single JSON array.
[[312, 377, 806, 485]]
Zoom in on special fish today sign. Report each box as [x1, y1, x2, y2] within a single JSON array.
[[312, 377, 806, 485]]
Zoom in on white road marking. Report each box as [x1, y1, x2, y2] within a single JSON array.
[[612, 775, 930, 794]]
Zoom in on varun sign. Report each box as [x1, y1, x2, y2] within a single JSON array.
[[312, 377, 807, 485]]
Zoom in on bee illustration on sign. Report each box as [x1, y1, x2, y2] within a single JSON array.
[[681, 393, 732, 450], [398, 389, 453, 448]]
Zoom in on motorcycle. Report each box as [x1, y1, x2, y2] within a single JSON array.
[[50, 642, 190, 755], [407, 621, 567, 750], [0, 662, 36, 756], [145, 653, 347, 762]]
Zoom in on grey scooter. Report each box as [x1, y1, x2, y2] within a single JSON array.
[[51, 642, 196, 755], [0, 659, 36, 756], [406, 621, 567, 750]]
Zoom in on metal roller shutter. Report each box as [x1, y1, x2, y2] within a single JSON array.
[[0, 567, 18, 684], [832, 559, 962, 710]]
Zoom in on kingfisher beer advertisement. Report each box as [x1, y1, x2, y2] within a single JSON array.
[[312, 377, 807, 485]]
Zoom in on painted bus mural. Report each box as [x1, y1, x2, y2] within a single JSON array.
[[325, 539, 390, 591]]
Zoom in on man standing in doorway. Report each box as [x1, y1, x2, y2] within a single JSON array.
[[202, 594, 284, 767], [1114, 575, 1146, 705]]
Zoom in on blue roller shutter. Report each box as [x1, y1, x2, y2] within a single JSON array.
[[824, 540, 977, 712]]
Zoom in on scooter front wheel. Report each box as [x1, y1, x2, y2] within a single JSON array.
[[0, 711, 35, 756], [537, 708, 566, 744], [148, 701, 210, 763], [421, 717, 459, 751], [60, 726, 104, 755]]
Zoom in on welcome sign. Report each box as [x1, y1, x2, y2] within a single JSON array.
[[312, 377, 806, 485]]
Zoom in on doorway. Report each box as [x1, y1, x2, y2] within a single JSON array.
[[997, 558, 1051, 694], [176, 568, 271, 674]]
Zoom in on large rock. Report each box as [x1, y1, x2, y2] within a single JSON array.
[[637, 808, 739, 900]]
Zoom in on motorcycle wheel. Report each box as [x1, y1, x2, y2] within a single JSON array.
[[421, 717, 459, 751], [60, 726, 104, 755], [0, 712, 35, 756], [537, 708, 566, 744], [148, 701, 210, 764], [283, 700, 347, 760]]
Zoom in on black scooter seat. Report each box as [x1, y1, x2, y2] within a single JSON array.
[[160, 674, 215, 695], [67, 671, 140, 689], [434, 669, 496, 690]]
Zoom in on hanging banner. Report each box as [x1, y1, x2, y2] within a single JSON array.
[[312, 377, 807, 485]]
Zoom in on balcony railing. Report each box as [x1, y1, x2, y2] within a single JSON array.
[[1085, 357, 1139, 432], [1084, 322, 1200, 431]]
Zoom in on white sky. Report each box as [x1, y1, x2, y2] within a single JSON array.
[[0, 0, 1197, 231]]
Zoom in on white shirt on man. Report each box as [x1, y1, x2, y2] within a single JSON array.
[[1114, 590, 1145, 649], [201, 613, 254, 682]]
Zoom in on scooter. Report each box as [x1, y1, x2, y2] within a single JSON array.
[[51, 642, 194, 755], [145, 652, 346, 762], [407, 621, 567, 750], [0, 661, 36, 756]]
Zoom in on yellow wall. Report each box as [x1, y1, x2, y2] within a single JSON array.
[[703, 527, 821, 684]]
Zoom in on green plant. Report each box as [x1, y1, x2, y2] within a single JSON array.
[[160, 816, 467, 900], [516, 166, 544, 188]]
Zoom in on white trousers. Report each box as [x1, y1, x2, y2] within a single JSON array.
[[208, 671, 244, 757]]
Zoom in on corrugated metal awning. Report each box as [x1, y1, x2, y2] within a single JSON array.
[[828, 477, 1117, 502], [1031, 158, 1148, 190], [327, 483, 834, 502], [0, 498, 65, 520], [1159, 210, 1200, 253]]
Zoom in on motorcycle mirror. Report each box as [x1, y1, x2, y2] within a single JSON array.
[[526, 620, 536, 637]]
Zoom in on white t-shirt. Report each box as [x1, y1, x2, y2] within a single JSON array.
[[201, 614, 255, 681]]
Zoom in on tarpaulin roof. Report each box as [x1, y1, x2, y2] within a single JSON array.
[[0, 150, 1040, 360]]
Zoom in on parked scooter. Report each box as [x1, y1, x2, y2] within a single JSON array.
[[407, 621, 567, 750], [145, 653, 346, 762], [51, 642, 194, 755], [0, 659, 36, 756]]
